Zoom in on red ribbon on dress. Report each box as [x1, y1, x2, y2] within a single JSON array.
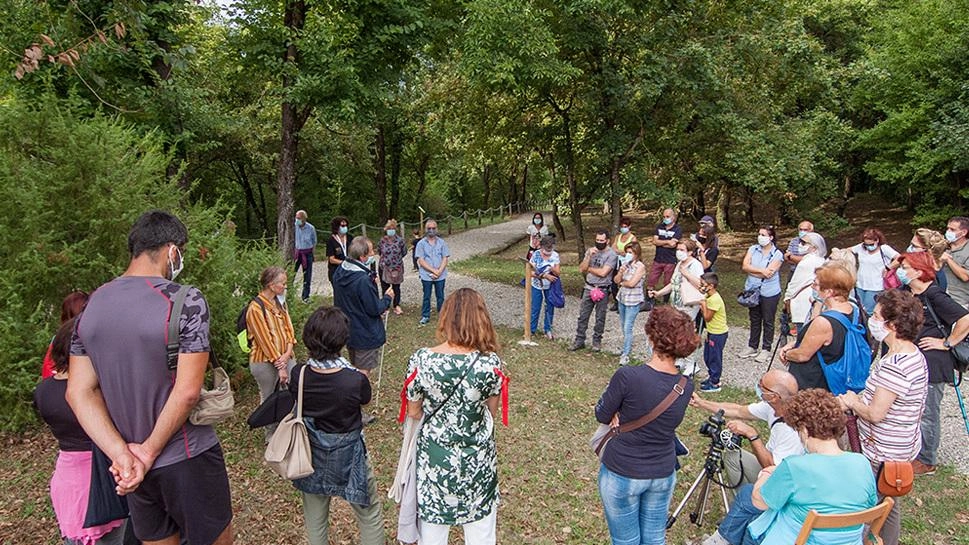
[[495, 368, 510, 426], [398, 368, 419, 423]]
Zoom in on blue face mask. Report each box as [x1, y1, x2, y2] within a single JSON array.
[[865, 244, 877, 251], [365, 255, 376, 266], [896, 267, 912, 286], [620, 227, 630, 234], [811, 289, 824, 303], [386, 229, 396, 237], [798, 230, 808, 239], [662, 217, 673, 226], [533, 218, 542, 225], [339, 225, 348, 235], [755, 384, 766, 402]]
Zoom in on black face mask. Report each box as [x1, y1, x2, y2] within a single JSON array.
[[697, 236, 708, 244], [595, 241, 607, 251]]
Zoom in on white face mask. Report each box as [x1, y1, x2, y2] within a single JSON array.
[[757, 234, 771, 247], [276, 290, 287, 305], [168, 246, 184, 281], [868, 317, 890, 343], [675, 250, 689, 262]]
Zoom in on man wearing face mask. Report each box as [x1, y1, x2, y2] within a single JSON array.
[[294, 209, 318, 303], [334, 237, 394, 381], [647, 209, 682, 302], [415, 219, 450, 325], [569, 229, 619, 352], [941, 216, 969, 309], [690, 370, 803, 545], [67, 210, 235, 545]]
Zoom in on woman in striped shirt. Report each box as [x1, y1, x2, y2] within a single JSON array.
[[248, 266, 298, 441], [838, 288, 928, 545]]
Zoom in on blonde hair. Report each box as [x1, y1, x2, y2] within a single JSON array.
[[436, 288, 501, 354], [827, 248, 857, 278], [915, 228, 948, 263], [384, 218, 398, 230]]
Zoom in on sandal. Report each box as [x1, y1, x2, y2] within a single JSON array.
[[394, 306, 403, 315]]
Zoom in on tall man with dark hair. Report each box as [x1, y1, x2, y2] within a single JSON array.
[[569, 229, 618, 352], [942, 216, 969, 308], [67, 210, 233, 545], [647, 208, 681, 301], [294, 209, 318, 303]]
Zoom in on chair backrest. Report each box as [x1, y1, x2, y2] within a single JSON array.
[[794, 497, 895, 545]]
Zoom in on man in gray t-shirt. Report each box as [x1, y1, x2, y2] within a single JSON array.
[[942, 216, 969, 308], [68, 211, 233, 544], [570, 229, 618, 352]]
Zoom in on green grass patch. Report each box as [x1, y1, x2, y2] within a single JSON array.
[[4, 308, 966, 543]]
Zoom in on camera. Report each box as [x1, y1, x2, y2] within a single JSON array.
[[698, 409, 743, 451]]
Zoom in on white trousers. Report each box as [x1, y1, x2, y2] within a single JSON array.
[[418, 508, 497, 545]]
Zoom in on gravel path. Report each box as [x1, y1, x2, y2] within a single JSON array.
[[308, 214, 969, 473]]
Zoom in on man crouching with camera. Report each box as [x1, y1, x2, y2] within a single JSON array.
[[689, 369, 804, 545]]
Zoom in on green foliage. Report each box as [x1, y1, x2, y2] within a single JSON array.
[[0, 100, 277, 430]]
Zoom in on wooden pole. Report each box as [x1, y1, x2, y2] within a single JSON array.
[[523, 259, 532, 342]]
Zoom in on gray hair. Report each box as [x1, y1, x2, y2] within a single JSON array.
[[801, 232, 827, 258], [539, 235, 556, 250], [348, 236, 372, 260]]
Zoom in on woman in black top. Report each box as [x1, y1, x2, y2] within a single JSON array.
[[781, 262, 863, 392], [896, 251, 969, 475], [326, 216, 349, 290], [289, 307, 384, 545], [34, 319, 126, 544], [595, 306, 697, 545]]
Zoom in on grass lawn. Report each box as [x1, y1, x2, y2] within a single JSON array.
[[3, 307, 967, 544]]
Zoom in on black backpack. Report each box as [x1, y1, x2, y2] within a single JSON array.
[[235, 296, 267, 353]]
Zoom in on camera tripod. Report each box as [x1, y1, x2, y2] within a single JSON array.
[[666, 440, 731, 529]]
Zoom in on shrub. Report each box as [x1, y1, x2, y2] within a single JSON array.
[[0, 101, 278, 430]]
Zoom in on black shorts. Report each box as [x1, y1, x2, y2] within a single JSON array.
[[348, 347, 380, 370], [129, 444, 233, 545]]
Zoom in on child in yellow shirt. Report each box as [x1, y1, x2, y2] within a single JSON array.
[[699, 272, 728, 392]]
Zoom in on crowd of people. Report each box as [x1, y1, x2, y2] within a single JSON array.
[[29, 208, 969, 545]]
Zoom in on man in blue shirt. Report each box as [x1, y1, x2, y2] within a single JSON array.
[[414, 219, 450, 325], [294, 210, 318, 303]]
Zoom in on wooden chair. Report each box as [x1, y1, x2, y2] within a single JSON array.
[[794, 497, 895, 545]]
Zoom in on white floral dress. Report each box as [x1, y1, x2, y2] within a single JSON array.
[[406, 348, 503, 525]]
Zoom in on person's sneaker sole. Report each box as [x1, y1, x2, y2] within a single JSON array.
[[568, 344, 585, 352], [700, 384, 722, 393]]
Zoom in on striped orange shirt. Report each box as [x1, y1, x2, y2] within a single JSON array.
[[246, 294, 295, 363]]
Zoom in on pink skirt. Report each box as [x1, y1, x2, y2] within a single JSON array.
[[50, 450, 125, 545]]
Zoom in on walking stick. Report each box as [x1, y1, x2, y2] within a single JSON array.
[[375, 310, 389, 406], [954, 371, 969, 438]]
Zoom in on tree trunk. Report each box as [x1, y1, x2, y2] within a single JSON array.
[[276, 0, 309, 258], [716, 182, 731, 232], [508, 164, 519, 205], [552, 202, 566, 241], [231, 159, 269, 234], [373, 125, 389, 223], [609, 158, 622, 231], [389, 128, 403, 220], [695, 188, 705, 220], [521, 163, 528, 206], [744, 187, 755, 227], [414, 154, 429, 207], [482, 164, 492, 209]]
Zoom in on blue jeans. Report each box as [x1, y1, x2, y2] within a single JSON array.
[[704, 332, 728, 384], [856, 288, 881, 316], [617, 303, 641, 356], [421, 279, 446, 320], [598, 464, 676, 545], [718, 484, 764, 545], [530, 285, 554, 334]]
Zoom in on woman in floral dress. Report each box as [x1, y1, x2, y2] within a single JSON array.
[[378, 218, 408, 315], [404, 288, 509, 545]]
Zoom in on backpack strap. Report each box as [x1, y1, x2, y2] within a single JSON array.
[[166, 286, 191, 371]]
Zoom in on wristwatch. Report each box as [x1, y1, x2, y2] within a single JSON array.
[[943, 339, 952, 349]]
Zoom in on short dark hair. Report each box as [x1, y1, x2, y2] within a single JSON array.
[[758, 224, 776, 243], [950, 216, 969, 232], [876, 289, 924, 342], [595, 228, 610, 239], [701, 272, 719, 287], [303, 306, 349, 360], [127, 210, 188, 257], [330, 216, 349, 234], [50, 318, 77, 374], [644, 306, 701, 358], [619, 216, 632, 227]]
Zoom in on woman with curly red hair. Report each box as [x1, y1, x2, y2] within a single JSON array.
[[742, 389, 876, 545], [595, 306, 698, 545]]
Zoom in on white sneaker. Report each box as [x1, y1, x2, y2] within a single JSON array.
[[739, 346, 759, 359], [754, 349, 770, 364], [702, 532, 731, 545]]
